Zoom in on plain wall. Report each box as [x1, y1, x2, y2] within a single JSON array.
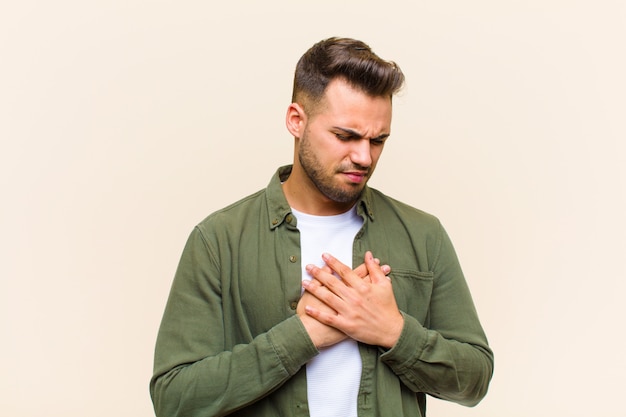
[[1, 1, 625, 416]]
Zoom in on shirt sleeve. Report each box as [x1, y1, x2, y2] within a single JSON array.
[[379, 222, 494, 406], [149, 227, 318, 417]]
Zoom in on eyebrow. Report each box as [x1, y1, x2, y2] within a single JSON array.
[[333, 127, 390, 141]]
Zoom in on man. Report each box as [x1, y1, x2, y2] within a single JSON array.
[[150, 37, 493, 417]]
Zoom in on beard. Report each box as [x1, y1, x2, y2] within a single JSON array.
[[298, 133, 370, 204]]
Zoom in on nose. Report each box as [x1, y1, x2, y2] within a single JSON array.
[[350, 139, 372, 168]]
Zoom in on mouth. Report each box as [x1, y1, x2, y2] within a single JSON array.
[[342, 171, 369, 184]]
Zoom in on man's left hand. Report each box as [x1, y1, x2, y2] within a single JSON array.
[[301, 251, 404, 349]]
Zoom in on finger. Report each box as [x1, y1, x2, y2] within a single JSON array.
[[305, 263, 334, 284], [321, 253, 360, 287], [305, 264, 336, 287], [364, 251, 390, 284], [304, 304, 342, 329], [353, 262, 368, 278], [304, 265, 350, 300], [353, 257, 383, 278], [299, 283, 338, 314], [302, 277, 345, 308]]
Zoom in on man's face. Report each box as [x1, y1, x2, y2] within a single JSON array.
[[296, 79, 393, 205]]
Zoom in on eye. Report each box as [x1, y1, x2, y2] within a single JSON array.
[[370, 138, 387, 146], [335, 133, 351, 141]]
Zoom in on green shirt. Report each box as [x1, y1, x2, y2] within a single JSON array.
[[150, 165, 494, 417]]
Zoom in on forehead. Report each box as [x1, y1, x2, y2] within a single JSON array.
[[315, 79, 393, 132]]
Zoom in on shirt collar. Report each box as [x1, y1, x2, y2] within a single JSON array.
[[265, 165, 375, 230]]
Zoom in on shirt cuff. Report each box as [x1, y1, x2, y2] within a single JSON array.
[[266, 315, 319, 376], [379, 311, 429, 370]]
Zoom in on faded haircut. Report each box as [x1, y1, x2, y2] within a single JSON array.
[[291, 37, 405, 114]]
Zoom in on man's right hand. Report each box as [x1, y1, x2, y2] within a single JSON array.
[[297, 289, 347, 349]]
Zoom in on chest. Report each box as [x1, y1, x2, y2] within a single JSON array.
[[223, 224, 435, 339]]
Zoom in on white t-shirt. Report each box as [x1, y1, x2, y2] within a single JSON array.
[[291, 206, 364, 417]]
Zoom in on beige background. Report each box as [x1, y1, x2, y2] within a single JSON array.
[[1, 1, 625, 416]]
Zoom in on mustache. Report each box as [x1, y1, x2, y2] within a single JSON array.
[[338, 163, 370, 174]]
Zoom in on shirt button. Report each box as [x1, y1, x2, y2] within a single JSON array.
[[286, 214, 294, 223], [272, 218, 279, 225], [289, 255, 297, 263], [290, 301, 298, 310]]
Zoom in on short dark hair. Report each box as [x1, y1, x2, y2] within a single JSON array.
[[292, 37, 405, 112]]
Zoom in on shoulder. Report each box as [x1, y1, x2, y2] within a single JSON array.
[[365, 188, 458, 272], [366, 187, 442, 232], [196, 188, 267, 233]]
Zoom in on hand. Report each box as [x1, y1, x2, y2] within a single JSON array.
[[297, 289, 347, 349], [297, 260, 389, 349], [301, 251, 403, 349]]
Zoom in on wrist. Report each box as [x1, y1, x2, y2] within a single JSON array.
[[380, 312, 404, 349]]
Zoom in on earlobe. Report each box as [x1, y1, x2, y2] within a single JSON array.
[[285, 103, 306, 138]]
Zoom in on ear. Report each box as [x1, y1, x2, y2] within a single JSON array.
[[285, 103, 306, 138]]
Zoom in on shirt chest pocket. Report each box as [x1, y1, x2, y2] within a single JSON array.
[[389, 269, 434, 326]]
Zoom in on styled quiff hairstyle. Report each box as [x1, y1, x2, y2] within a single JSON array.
[[292, 37, 405, 113]]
